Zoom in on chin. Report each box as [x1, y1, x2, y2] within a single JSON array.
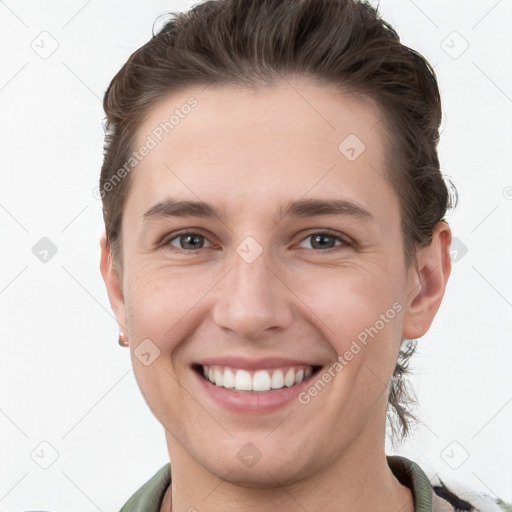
[[200, 447, 314, 489], [214, 464, 303, 489]]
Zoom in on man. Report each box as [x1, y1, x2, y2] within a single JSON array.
[[98, 1, 510, 510]]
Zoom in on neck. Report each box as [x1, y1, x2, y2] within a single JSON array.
[[162, 460, 413, 512], [160, 426, 414, 512], [160, 396, 414, 512]]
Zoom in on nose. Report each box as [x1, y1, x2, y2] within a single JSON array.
[[211, 247, 294, 341]]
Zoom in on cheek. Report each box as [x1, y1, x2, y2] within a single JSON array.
[[290, 262, 407, 410], [123, 262, 218, 343], [124, 255, 406, 356], [122, 263, 216, 430], [293, 264, 405, 347], [291, 265, 406, 425]]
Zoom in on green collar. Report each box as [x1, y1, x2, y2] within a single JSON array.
[[120, 455, 433, 511], [387, 455, 432, 511], [119, 462, 171, 512]]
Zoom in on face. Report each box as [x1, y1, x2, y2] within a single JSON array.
[[101, 79, 449, 486]]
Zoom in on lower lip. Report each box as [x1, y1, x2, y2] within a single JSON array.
[[193, 369, 319, 414]]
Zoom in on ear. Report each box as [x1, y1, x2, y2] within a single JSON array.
[[402, 222, 452, 339], [99, 235, 128, 333]]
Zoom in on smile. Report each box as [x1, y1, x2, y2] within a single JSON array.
[[197, 364, 320, 392]]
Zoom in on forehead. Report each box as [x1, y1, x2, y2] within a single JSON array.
[[128, 80, 396, 220]]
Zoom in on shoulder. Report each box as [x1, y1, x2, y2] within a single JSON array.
[[119, 462, 171, 512], [387, 455, 511, 512], [432, 478, 511, 512]]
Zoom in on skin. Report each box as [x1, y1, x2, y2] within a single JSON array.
[[100, 79, 451, 512]]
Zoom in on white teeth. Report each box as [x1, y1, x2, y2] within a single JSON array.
[[223, 368, 235, 388], [199, 365, 315, 392], [214, 368, 224, 387], [253, 370, 271, 391], [235, 369, 252, 391], [284, 368, 295, 387], [271, 369, 284, 389]]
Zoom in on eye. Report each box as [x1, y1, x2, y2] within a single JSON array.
[[297, 230, 350, 250], [165, 231, 214, 251], [160, 229, 350, 252]]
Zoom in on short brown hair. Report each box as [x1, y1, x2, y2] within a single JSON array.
[[100, 0, 454, 445]]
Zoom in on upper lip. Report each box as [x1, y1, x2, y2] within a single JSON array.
[[194, 356, 323, 370]]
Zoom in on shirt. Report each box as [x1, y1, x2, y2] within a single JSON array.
[[119, 455, 510, 512]]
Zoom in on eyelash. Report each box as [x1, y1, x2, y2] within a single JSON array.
[[160, 229, 352, 253]]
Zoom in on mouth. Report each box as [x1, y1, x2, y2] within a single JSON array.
[[192, 363, 323, 393]]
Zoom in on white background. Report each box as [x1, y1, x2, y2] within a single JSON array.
[[0, 0, 511, 510]]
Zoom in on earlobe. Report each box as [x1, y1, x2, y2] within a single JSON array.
[[402, 222, 452, 340], [99, 236, 128, 333]]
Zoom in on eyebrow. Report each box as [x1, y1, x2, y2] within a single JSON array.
[[142, 197, 373, 223]]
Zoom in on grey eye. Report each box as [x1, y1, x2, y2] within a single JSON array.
[[169, 233, 211, 250], [298, 232, 345, 250]]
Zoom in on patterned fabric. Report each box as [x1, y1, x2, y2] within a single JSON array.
[[118, 456, 510, 512]]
